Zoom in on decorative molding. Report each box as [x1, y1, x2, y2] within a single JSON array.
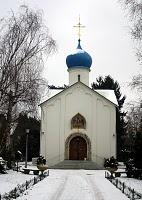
[[85, 92, 92, 97], [65, 132, 91, 160], [71, 113, 86, 129]]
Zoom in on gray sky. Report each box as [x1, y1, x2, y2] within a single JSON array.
[[0, 0, 141, 106]]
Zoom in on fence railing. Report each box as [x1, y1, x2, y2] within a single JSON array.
[[105, 171, 142, 200], [0, 172, 49, 200]]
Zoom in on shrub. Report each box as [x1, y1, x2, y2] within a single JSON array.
[[104, 156, 118, 169], [37, 156, 46, 165]]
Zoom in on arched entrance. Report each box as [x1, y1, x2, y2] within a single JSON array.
[[65, 133, 91, 160], [69, 136, 87, 160]]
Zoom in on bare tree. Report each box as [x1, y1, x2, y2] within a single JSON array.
[[0, 5, 56, 153], [130, 74, 142, 96], [127, 103, 142, 134], [120, 1, 142, 100], [120, 0, 142, 62], [125, 102, 142, 152]]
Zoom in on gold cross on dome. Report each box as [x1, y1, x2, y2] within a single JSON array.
[[73, 16, 85, 40]]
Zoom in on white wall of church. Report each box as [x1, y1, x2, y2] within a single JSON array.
[[40, 99, 63, 166], [68, 68, 90, 86], [40, 83, 116, 167]]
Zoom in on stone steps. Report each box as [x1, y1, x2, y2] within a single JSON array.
[[49, 160, 103, 170]]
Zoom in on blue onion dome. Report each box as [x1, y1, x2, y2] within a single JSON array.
[[66, 39, 92, 69]]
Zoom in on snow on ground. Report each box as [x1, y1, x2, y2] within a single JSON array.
[[17, 170, 95, 200], [118, 177, 142, 194], [85, 170, 129, 200], [1, 169, 142, 200], [17, 170, 129, 200], [0, 170, 35, 195]]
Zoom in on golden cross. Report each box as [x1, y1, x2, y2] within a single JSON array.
[[73, 16, 85, 40]]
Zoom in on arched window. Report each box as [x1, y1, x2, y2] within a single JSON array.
[[71, 113, 86, 129]]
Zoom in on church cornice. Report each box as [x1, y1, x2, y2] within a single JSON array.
[[39, 81, 118, 107]]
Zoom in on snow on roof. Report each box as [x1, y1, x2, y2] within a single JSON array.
[[95, 89, 118, 106], [41, 85, 118, 106], [48, 89, 63, 99]]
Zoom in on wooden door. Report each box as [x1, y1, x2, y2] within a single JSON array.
[[69, 136, 87, 160]]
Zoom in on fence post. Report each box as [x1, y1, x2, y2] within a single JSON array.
[[14, 187, 17, 198], [118, 181, 120, 189], [132, 189, 135, 200], [26, 181, 28, 190], [122, 182, 125, 193], [34, 177, 36, 184], [115, 179, 118, 188], [0, 194, 1, 200]]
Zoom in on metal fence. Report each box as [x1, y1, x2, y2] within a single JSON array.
[[105, 171, 142, 200], [0, 171, 49, 200]]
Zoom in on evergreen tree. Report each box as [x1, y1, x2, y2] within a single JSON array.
[[92, 75, 127, 160], [133, 132, 142, 169], [12, 113, 40, 161], [0, 114, 7, 156], [133, 107, 142, 168]]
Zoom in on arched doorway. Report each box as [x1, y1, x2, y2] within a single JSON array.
[[65, 133, 91, 160], [69, 136, 87, 160]]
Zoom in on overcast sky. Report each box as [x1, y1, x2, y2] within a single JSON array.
[[0, 0, 141, 106]]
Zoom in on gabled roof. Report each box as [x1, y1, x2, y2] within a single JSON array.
[[95, 89, 118, 105], [39, 81, 118, 107]]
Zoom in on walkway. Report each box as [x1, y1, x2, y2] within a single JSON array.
[[17, 170, 129, 200]]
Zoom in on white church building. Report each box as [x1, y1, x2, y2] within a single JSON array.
[[40, 38, 117, 168]]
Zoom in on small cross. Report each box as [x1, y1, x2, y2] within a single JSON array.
[[73, 16, 85, 40]]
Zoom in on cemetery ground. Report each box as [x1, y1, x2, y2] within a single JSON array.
[[0, 168, 142, 200]]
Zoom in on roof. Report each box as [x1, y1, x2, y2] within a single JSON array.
[[40, 82, 118, 106], [95, 89, 118, 105], [66, 39, 92, 69]]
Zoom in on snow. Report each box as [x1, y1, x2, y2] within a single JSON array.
[[0, 170, 35, 195], [1, 169, 142, 200], [13, 170, 128, 200], [85, 170, 129, 200], [70, 48, 86, 54], [118, 177, 142, 194], [41, 84, 118, 106], [95, 90, 118, 106]]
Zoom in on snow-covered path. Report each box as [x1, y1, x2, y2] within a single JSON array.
[[53, 171, 96, 200], [17, 170, 129, 200]]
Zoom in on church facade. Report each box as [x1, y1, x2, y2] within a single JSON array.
[[40, 39, 117, 168]]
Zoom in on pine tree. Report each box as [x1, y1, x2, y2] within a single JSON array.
[[92, 75, 127, 160], [12, 114, 40, 161], [134, 132, 142, 169]]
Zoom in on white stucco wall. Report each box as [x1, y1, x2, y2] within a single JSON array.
[[68, 68, 90, 86], [40, 82, 116, 167]]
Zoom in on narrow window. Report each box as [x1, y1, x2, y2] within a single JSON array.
[[78, 74, 80, 82]]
